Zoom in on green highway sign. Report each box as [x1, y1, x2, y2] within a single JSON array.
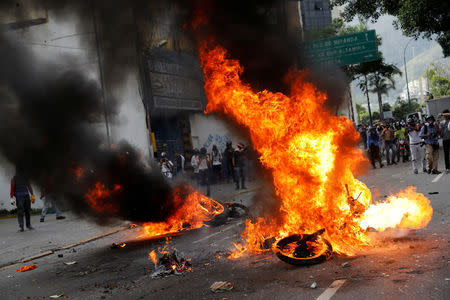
[[303, 30, 378, 66]]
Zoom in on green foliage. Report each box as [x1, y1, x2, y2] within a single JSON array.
[[360, 111, 370, 125], [382, 102, 391, 111], [355, 103, 367, 123], [372, 111, 380, 120], [392, 99, 421, 120], [331, 0, 450, 56], [305, 18, 367, 41], [424, 62, 450, 97]]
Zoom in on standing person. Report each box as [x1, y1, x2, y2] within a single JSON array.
[[439, 110, 450, 173], [10, 168, 35, 232], [40, 174, 65, 222], [233, 143, 248, 190], [358, 125, 367, 149], [367, 127, 383, 169], [420, 115, 441, 174], [191, 149, 200, 185], [173, 150, 185, 178], [407, 121, 427, 174], [395, 123, 408, 162], [211, 145, 222, 183], [381, 124, 396, 165], [198, 147, 211, 197], [160, 152, 174, 179], [222, 141, 234, 183]]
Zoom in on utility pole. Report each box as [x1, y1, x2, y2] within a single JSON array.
[[364, 74, 373, 126], [91, 0, 111, 146], [403, 38, 414, 106]]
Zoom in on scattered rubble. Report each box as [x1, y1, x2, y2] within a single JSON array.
[[341, 262, 351, 268]]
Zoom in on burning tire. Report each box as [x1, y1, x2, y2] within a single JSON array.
[[275, 230, 333, 266]]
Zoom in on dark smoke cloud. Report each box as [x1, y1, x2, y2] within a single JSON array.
[[0, 31, 178, 224], [189, 0, 351, 113]]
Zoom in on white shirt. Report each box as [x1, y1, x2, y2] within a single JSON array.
[[212, 151, 222, 166], [161, 161, 173, 178], [408, 130, 422, 145], [191, 155, 199, 173]]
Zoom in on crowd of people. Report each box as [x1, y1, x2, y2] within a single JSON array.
[[159, 141, 252, 196], [358, 110, 450, 174]]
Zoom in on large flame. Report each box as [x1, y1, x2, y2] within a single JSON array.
[[139, 186, 224, 238], [199, 44, 432, 255], [85, 183, 224, 238]]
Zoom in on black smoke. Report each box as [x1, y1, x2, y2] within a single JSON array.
[[0, 31, 179, 224]]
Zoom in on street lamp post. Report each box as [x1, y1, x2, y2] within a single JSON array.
[[403, 38, 414, 106]]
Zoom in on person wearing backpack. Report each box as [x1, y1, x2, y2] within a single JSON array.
[[420, 115, 441, 174]]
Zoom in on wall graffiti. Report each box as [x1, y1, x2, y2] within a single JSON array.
[[202, 133, 231, 152]]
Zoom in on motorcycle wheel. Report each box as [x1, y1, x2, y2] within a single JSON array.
[[275, 233, 333, 266]]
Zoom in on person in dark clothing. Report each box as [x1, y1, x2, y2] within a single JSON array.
[[440, 109, 450, 173], [222, 141, 234, 183], [233, 143, 247, 190], [367, 127, 383, 169], [173, 151, 185, 178], [10, 169, 35, 232]]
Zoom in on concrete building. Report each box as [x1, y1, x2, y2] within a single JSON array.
[[299, 0, 332, 31]]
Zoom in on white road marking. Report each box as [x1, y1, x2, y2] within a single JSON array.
[[192, 221, 243, 244], [316, 279, 347, 300], [432, 173, 444, 183]]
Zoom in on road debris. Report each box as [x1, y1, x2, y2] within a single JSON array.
[[49, 294, 63, 298], [310, 282, 317, 289], [210, 281, 234, 292], [16, 265, 36, 272], [64, 261, 77, 265], [150, 250, 192, 278], [58, 254, 63, 258], [111, 242, 127, 249], [341, 262, 351, 268]]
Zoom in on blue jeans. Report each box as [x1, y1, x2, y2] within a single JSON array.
[[41, 197, 62, 218]]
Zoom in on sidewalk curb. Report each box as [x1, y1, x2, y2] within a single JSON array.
[[0, 226, 129, 271]]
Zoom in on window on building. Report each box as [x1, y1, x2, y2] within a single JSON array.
[[314, 1, 324, 11]]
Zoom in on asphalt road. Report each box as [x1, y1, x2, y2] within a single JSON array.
[[1, 155, 449, 300]]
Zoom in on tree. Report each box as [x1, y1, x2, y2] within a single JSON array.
[[372, 111, 380, 121], [382, 103, 391, 112], [367, 59, 401, 120], [331, 0, 450, 56], [355, 103, 366, 123], [424, 62, 450, 97], [392, 99, 421, 120]]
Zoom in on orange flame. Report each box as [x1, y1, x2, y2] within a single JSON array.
[[140, 187, 224, 238], [198, 44, 432, 256], [149, 250, 158, 269], [84, 182, 122, 214], [361, 186, 433, 231]]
